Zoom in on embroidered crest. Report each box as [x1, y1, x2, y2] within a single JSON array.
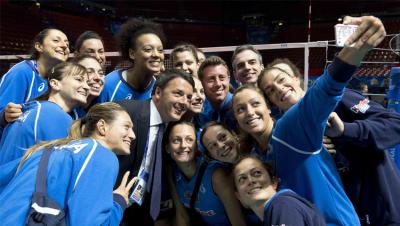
[[350, 98, 370, 113]]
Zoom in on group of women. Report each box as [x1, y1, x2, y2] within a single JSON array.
[[0, 14, 396, 226]]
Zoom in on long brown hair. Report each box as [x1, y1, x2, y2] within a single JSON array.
[[18, 102, 127, 170]]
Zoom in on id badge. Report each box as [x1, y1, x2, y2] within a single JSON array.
[[129, 177, 147, 206]]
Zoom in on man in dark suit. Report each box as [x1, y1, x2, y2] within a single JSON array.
[[117, 69, 194, 226]]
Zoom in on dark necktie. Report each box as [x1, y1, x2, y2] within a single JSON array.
[[149, 123, 164, 221]]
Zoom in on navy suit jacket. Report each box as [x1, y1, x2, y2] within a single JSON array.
[[116, 99, 151, 185], [117, 99, 155, 225]]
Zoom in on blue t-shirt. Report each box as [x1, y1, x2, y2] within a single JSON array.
[[97, 69, 155, 102], [0, 60, 47, 112], [175, 159, 231, 226], [0, 138, 126, 226], [269, 65, 360, 226], [0, 101, 72, 165]]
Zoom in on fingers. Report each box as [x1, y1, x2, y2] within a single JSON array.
[[326, 121, 332, 128], [345, 16, 386, 49], [120, 171, 130, 187], [323, 136, 331, 143], [5, 103, 23, 122], [126, 176, 138, 191], [5, 103, 22, 113], [6, 102, 22, 109], [369, 26, 387, 47], [343, 16, 362, 25]]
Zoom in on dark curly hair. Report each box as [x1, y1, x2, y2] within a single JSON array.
[[117, 18, 166, 62]]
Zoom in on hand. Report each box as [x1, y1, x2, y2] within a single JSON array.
[[325, 112, 345, 138], [323, 136, 336, 156], [338, 15, 386, 66], [5, 102, 23, 123], [113, 171, 137, 205]]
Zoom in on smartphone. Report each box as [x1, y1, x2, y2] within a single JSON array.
[[335, 24, 359, 47]]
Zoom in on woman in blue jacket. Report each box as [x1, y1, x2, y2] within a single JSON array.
[[97, 18, 166, 102], [0, 28, 70, 112], [0, 62, 89, 165], [3, 54, 105, 121], [70, 54, 105, 119], [233, 155, 325, 226], [260, 57, 400, 225], [165, 121, 246, 226], [0, 102, 136, 226], [232, 15, 386, 226]]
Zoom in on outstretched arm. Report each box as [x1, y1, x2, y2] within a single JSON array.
[[275, 16, 386, 152]]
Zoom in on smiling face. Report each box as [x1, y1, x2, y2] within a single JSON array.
[[167, 123, 197, 163], [103, 111, 136, 155], [79, 38, 106, 66], [259, 68, 304, 112], [55, 70, 90, 107], [233, 50, 264, 85], [77, 57, 105, 97], [201, 124, 239, 163], [153, 77, 193, 122], [202, 64, 230, 107], [233, 88, 272, 136], [36, 29, 70, 61], [173, 50, 199, 77], [189, 77, 205, 113], [129, 33, 164, 75], [233, 157, 277, 208]]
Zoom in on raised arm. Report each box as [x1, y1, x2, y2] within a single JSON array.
[[275, 16, 386, 152]]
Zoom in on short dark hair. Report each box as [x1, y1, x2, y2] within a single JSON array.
[[117, 18, 166, 62], [231, 44, 263, 69], [198, 56, 230, 81], [232, 155, 278, 191], [74, 31, 103, 53], [170, 43, 199, 65], [152, 69, 194, 95]]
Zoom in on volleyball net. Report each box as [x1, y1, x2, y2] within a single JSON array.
[[1, 34, 399, 96]]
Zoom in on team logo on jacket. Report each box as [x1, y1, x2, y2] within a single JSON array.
[[350, 98, 370, 114], [38, 83, 45, 92], [126, 94, 132, 99]]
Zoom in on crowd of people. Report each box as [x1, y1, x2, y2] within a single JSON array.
[[0, 14, 399, 226]]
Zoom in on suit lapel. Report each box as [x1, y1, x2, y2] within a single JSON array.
[[131, 99, 151, 173]]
